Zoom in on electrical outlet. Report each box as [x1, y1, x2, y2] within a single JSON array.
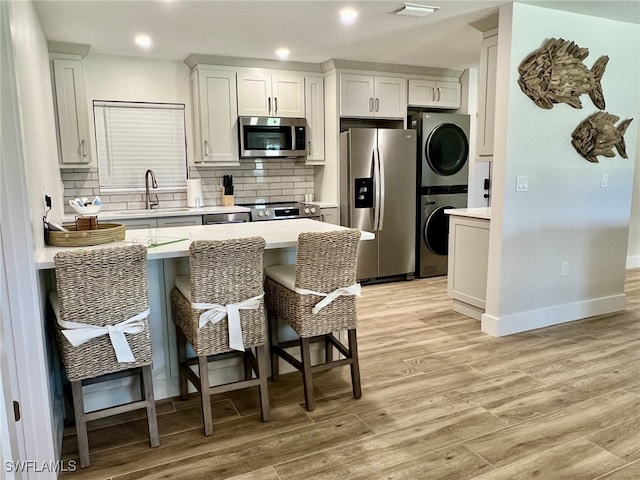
[[516, 175, 529, 192], [562, 261, 569, 277], [44, 194, 52, 209]]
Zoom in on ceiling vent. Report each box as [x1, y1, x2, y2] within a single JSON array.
[[389, 3, 440, 17]]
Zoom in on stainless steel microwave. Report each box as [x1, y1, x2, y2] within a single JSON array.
[[239, 116, 307, 158]]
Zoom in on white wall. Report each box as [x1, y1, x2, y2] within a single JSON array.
[[483, 3, 639, 336], [627, 121, 640, 268], [3, 0, 60, 472], [11, 0, 64, 244]]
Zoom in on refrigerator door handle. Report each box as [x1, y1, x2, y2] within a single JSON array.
[[377, 146, 385, 231], [372, 148, 380, 231]]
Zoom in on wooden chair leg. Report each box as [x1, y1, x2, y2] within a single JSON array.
[[300, 337, 315, 411], [348, 329, 362, 399], [141, 365, 160, 447], [269, 313, 280, 381], [198, 356, 214, 436], [325, 334, 334, 363], [71, 380, 90, 468], [176, 326, 188, 400], [243, 350, 253, 381], [256, 345, 271, 422]]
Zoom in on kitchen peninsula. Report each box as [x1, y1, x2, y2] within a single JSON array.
[[446, 208, 491, 321], [37, 220, 373, 411]]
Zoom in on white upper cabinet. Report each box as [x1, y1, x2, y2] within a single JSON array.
[[237, 72, 305, 117], [340, 74, 406, 119], [191, 66, 239, 165], [52, 57, 92, 166], [477, 30, 498, 160], [408, 79, 461, 109], [304, 76, 325, 164]]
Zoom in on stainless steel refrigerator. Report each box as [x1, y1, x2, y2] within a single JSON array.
[[340, 128, 416, 281]]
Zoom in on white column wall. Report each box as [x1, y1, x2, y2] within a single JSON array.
[[483, 3, 639, 336]]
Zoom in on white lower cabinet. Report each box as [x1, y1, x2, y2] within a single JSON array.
[[117, 218, 159, 230], [157, 216, 203, 228], [447, 214, 490, 320], [320, 207, 339, 225], [116, 215, 203, 230]]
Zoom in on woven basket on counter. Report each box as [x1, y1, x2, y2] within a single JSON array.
[[45, 223, 126, 247]]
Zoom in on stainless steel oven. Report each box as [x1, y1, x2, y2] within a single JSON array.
[[241, 202, 321, 222], [239, 117, 307, 158]]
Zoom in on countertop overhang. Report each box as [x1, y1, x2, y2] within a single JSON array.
[[444, 207, 491, 220], [63, 205, 251, 222], [37, 219, 373, 269]]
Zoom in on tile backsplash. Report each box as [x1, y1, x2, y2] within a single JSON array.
[[61, 160, 316, 214]]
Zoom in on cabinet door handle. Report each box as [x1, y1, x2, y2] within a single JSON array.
[[204, 140, 210, 157], [80, 139, 87, 157], [274, 97, 278, 115], [369, 97, 373, 112], [307, 141, 311, 156], [437, 87, 441, 102], [375, 98, 379, 112], [268, 97, 272, 115]]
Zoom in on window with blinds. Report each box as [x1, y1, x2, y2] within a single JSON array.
[[94, 101, 187, 191]]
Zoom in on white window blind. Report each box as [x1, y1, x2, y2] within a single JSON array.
[[94, 101, 187, 191]]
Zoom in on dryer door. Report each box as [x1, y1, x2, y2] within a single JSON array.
[[424, 123, 469, 183], [424, 205, 451, 256]]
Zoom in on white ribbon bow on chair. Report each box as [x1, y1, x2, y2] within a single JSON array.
[[58, 308, 150, 363], [295, 283, 362, 314], [192, 293, 264, 351]]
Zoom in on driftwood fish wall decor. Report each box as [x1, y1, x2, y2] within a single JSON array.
[[518, 38, 608, 109], [571, 112, 633, 163]]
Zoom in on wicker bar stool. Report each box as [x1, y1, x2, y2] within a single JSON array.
[[49, 245, 159, 468], [170, 237, 270, 436], [264, 229, 362, 411]]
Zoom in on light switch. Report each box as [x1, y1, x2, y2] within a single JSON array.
[[601, 173, 608, 188], [516, 175, 529, 192]]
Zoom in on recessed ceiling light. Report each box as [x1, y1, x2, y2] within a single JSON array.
[[388, 3, 440, 17], [275, 48, 290, 60], [135, 34, 152, 49], [340, 8, 358, 25]]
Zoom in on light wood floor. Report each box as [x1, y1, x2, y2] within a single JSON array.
[[60, 269, 640, 480]]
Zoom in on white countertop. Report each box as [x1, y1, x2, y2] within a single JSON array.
[[37, 219, 374, 269], [63, 205, 251, 223], [444, 207, 491, 220], [303, 201, 338, 208]]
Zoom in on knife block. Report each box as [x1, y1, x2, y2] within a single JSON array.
[[221, 194, 234, 206]]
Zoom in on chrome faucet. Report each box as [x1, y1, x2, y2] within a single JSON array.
[[145, 169, 159, 209]]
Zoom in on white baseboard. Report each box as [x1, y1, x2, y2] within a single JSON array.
[[452, 299, 483, 321], [627, 255, 640, 269], [480, 293, 627, 337]]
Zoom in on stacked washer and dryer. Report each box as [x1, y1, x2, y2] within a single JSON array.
[[408, 112, 470, 278]]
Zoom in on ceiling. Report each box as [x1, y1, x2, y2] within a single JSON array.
[[32, 0, 640, 70]]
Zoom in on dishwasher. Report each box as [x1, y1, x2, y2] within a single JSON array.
[[202, 212, 251, 224]]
